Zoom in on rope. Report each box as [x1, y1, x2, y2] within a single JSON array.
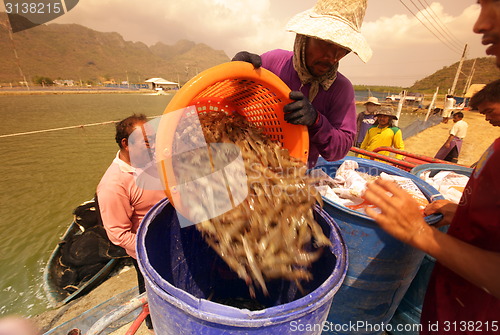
[[0, 115, 161, 139], [0, 120, 118, 138]]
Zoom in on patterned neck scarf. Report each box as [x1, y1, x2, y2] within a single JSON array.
[[292, 34, 338, 102]]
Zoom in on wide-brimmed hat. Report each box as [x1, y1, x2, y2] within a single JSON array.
[[286, 0, 372, 63], [364, 96, 381, 106], [376, 107, 398, 120]]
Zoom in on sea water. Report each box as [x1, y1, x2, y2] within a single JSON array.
[[0, 93, 171, 317], [0, 91, 424, 318]]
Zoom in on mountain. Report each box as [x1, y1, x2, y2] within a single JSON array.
[[409, 57, 499, 94], [0, 13, 229, 85], [1, 12, 498, 90]]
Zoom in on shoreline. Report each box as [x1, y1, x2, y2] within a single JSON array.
[[0, 88, 159, 95]]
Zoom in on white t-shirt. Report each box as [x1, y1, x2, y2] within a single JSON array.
[[450, 119, 468, 139], [444, 97, 456, 110]]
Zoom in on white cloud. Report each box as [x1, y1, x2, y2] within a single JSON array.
[[54, 0, 295, 56], [50, 0, 489, 87], [341, 2, 484, 86]]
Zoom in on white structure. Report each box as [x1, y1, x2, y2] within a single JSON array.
[[145, 78, 179, 91]]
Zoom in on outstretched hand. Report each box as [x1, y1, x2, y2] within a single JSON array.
[[283, 91, 319, 127], [231, 51, 262, 68], [363, 178, 431, 247]]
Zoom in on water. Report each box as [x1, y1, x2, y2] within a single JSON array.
[[0, 93, 172, 317], [0, 91, 425, 318]]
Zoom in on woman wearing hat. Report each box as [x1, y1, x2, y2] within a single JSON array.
[[232, 0, 372, 167], [359, 106, 405, 159], [356, 96, 381, 147]]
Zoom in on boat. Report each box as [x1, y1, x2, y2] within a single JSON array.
[[42, 287, 147, 335], [385, 90, 424, 104], [43, 200, 131, 307]]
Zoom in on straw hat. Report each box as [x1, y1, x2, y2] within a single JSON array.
[[286, 0, 372, 63], [376, 107, 398, 120], [364, 96, 381, 105]]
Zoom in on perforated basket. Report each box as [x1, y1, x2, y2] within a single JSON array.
[[156, 61, 309, 211]]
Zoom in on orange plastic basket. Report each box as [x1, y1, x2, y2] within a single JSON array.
[[155, 61, 309, 211]]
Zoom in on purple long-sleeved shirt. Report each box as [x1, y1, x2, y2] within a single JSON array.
[[261, 49, 357, 167]]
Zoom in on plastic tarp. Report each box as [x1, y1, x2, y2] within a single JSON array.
[[401, 115, 442, 140]]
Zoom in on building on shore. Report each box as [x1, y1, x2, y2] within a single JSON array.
[[145, 78, 179, 91]]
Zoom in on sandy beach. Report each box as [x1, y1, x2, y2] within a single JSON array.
[[33, 112, 500, 334], [404, 110, 500, 167]]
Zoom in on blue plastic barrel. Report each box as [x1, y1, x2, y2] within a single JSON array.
[[137, 198, 348, 335], [388, 163, 473, 335], [311, 157, 444, 335]]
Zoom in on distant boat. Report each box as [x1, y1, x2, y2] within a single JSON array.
[[155, 89, 169, 95], [386, 90, 424, 103]]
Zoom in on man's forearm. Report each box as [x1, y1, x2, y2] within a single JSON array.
[[414, 226, 500, 299]]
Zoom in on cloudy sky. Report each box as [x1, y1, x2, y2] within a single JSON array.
[[7, 0, 489, 87]]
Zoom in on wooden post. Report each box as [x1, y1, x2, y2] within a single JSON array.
[[463, 59, 476, 96], [425, 87, 439, 122], [395, 90, 406, 126], [450, 44, 467, 96]]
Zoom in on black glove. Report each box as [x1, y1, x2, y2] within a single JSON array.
[[283, 91, 319, 126], [231, 51, 262, 68]]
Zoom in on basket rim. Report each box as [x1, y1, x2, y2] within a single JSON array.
[[155, 61, 310, 213]]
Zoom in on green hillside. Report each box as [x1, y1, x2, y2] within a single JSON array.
[[410, 57, 499, 94], [0, 13, 229, 85], [1, 11, 498, 91]]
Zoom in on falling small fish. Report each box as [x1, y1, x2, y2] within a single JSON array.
[[172, 111, 331, 296]]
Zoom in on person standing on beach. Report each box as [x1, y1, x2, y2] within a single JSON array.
[[362, 1, 500, 332], [96, 114, 165, 330], [359, 106, 405, 158], [232, 0, 372, 167], [441, 94, 456, 123], [355, 96, 380, 147], [434, 111, 468, 163]]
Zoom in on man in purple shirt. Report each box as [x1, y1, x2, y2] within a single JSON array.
[[232, 0, 372, 167]]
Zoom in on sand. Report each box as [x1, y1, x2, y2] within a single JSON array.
[[33, 112, 500, 334], [34, 266, 146, 334], [403, 110, 500, 167]]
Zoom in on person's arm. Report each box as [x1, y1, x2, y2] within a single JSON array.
[[309, 112, 356, 161], [443, 123, 459, 148], [360, 127, 370, 150], [363, 179, 500, 299], [356, 113, 363, 142], [393, 129, 405, 159], [97, 184, 137, 258], [307, 81, 357, 161], [443, 134, 455, 148], [260, 51, 356, 161]]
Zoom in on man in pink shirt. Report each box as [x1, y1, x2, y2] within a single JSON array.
[[97, 114, 165, 330]]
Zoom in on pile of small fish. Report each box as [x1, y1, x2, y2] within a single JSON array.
[[313, 160, 429, 214], [171, 111, 331, 296]]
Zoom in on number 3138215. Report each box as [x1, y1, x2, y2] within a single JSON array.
[[5, 2, 62, 14], [443, 321, 498, 332]]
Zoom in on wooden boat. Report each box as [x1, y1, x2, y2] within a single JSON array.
[[42, 287, 147, 335], [43, 200, 131, 307]]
